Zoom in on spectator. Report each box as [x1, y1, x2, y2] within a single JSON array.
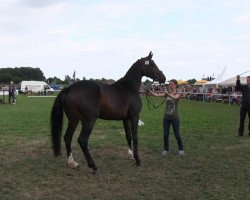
[[8, 81, 16, 105], [236, 75, 250, 137], [230, 91, 241, 105]]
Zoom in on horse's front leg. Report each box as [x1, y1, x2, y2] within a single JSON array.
[[78, 119, 98, 173], [130, 115, 141, 166]]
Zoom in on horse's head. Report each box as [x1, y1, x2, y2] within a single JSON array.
[[141, 52, 166, 84]]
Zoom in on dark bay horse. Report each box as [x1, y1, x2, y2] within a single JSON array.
[[51, 52, 166, 172]]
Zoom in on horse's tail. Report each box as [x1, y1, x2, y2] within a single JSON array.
[[50, 90, 66, 156]]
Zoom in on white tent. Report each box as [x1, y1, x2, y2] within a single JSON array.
[[219, 71, 250, 86], [203, 66, 231, 90], [205, 67, 228, 85]]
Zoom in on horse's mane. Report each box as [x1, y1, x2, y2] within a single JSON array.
[[114, 59, 142, 86]]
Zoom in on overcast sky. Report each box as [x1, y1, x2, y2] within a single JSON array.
[[1, 0, 250, 81]]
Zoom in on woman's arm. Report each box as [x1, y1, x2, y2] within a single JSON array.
[[166, 92, 180, 100], [148, 90, 165, 97]]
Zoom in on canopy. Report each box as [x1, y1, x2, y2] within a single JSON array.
[[204, 66, 233, 89], [219, 71, 250, 86], [194, 80, 208, 85], [219, 77, 242, 86], [177, 80, 189, 85]]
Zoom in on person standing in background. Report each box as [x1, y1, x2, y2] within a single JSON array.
[[236, 75, 250, 137], [8, 81, 16, 105]]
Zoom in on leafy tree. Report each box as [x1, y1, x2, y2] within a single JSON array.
[[0, 73, 12, 83], [47, 76, 63, 84], [12, 76, 22, 84], [47, 77, 54, 84], [64, 75, 71, 85], [0, 67, 46, 83], [187, 79, 196, 85], [143, 79, 153, 85]]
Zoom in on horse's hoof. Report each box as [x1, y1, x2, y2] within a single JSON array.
[[129, 156, 135, 160], [135, 161, 141, 166], [67, 154, 79, 169], [68, 161, 79, 169], [128, 149, 134, 160], [92, 169, 98, 175]]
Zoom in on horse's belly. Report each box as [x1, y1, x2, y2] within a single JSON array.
[[99, 108, 127, 120]]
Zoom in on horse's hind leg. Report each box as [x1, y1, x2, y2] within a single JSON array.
[[78, 119, 98, 172], [123, 119, 134, 159], [64, 119, 79, 168]]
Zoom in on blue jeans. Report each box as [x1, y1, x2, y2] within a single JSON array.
[[163, 117, 184, 151]]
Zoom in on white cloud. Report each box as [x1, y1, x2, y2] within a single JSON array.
[[20, 0, 68, 8], [236, 13, 250, 23]]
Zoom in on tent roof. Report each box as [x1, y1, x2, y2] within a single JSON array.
[[177, 80, 188, 85], [194, 80, 208, 85], [204, 66, 232, 86], [219, 71, 250, 86]]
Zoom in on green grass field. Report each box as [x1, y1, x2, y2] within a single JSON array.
[[0, 94, 249, 200]]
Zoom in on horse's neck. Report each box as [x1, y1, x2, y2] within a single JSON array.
[[115, 64, 142, 91], [125, 75, 142, 91]]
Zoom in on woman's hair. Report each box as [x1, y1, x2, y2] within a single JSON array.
[[170, 79, 178, 88]]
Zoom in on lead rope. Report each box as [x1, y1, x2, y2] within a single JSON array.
[[145, 82, 166, 110]]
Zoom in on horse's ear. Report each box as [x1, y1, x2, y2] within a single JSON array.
[[148, 51, 153, 60]]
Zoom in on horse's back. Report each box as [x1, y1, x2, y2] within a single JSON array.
[[63, 80, 101, 119], [67, 80, 101, 101]]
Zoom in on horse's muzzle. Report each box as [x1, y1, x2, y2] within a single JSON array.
[[156, 73, 166, 84]]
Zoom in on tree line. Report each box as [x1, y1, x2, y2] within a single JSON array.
[[0, 67, 117, 85], [0, 67, 199, 85], [0, 67, 46, 84]]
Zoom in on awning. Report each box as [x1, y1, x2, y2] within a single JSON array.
[[177, 80, 189, 85]]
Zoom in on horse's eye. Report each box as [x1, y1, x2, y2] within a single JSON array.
[[145, 60, 149, 65]]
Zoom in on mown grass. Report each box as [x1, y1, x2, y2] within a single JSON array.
[[0, 94, 249, 200]]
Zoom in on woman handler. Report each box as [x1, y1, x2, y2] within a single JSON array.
[[149, 79, 184, 156]]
